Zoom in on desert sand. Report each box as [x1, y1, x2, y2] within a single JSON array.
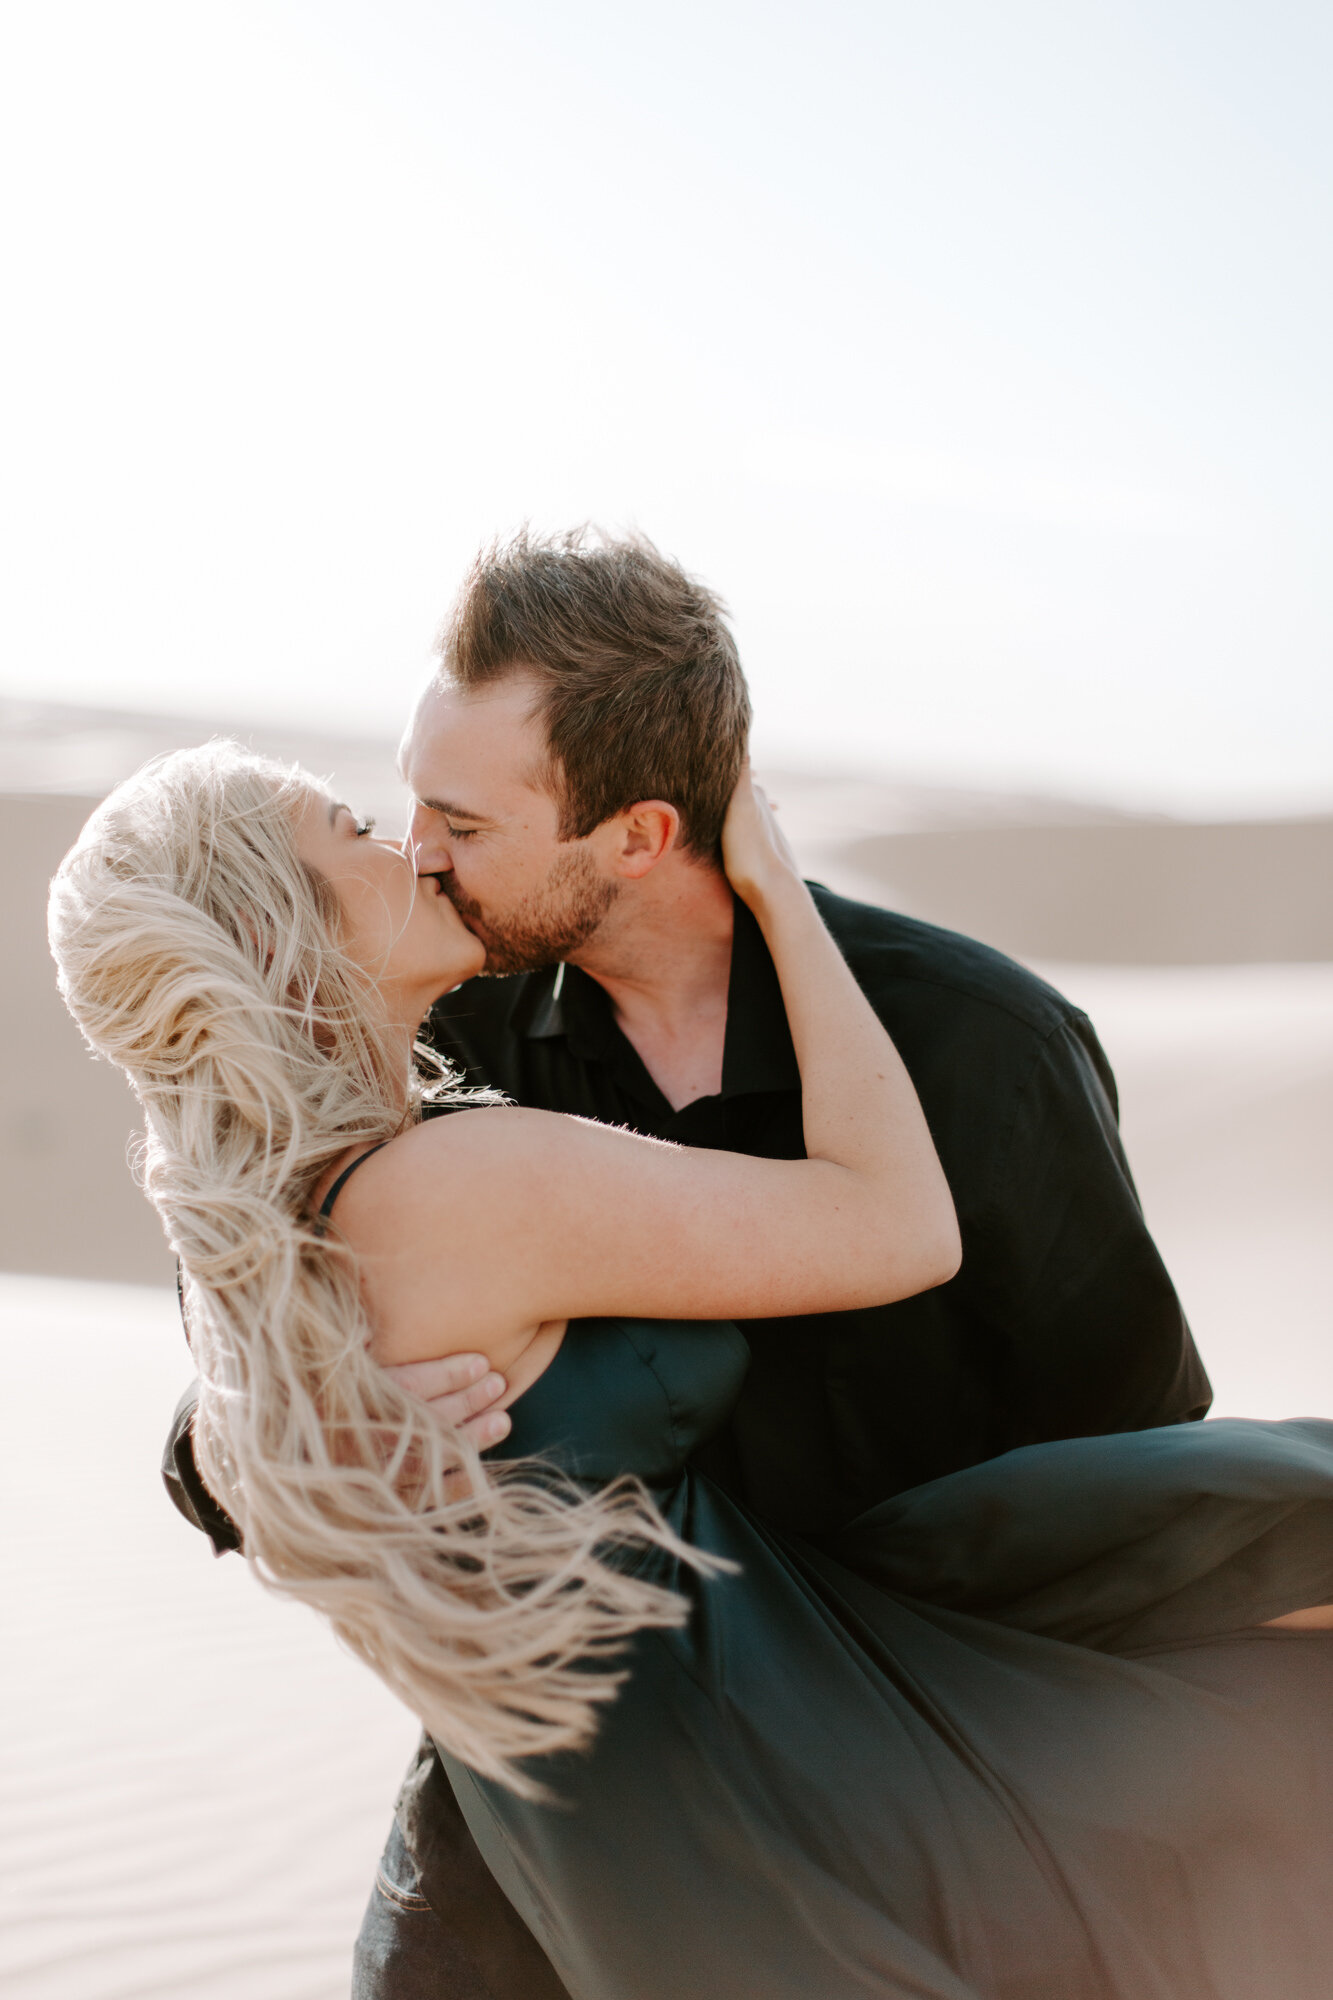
[[3, 702, 1330, 1997]]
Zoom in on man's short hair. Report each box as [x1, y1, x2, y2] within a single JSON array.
[[436, 527, 751, 856]]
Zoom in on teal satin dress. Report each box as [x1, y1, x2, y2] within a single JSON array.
[[443, 1319, 1333, 1999]]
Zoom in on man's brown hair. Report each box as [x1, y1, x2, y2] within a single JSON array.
[[437, 527, 751, 856]]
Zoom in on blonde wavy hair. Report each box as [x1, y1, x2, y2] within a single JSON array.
[[47, 741, 702, 1793]]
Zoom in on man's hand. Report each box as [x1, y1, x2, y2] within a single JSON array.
[[384, 1353, 511, 1448]]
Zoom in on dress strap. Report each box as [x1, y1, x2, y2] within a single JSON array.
[[316, 1141, 392, 1230]]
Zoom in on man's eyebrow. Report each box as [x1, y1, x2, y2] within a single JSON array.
[[416, 794, 491, 822]]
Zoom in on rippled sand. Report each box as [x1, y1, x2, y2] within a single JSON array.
[[0, 1275, 418, 2000]]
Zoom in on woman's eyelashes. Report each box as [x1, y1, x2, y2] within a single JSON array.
[[354, 817, 376, 838]]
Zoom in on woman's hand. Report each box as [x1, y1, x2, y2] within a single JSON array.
[[721, 763, 803, 910]]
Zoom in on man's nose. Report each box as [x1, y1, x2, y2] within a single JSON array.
[[405, 805, 452, 873]]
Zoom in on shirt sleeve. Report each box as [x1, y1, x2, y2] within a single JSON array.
[[161, 1382, 242, 1556], [976, 1010, 1213, 1442]]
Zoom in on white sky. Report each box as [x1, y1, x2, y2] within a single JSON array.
[[2, 0, 1330, 812]]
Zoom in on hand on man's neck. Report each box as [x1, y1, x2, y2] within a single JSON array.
[[566, 851, 736, 1113]]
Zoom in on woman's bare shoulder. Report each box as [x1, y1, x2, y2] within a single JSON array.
[[326, 1105, 593, 1225], [348, 1101, 548, 1179], [325, 1103, 677, 1265], [400, 1102, 663, 1164]]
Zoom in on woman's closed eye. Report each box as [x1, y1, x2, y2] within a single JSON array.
[[354, 817, 376, 838]]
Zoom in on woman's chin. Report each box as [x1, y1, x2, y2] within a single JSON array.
[[422, 888, 488, 986], [435, 934, 487, 988], [451, 942, 488, 985]]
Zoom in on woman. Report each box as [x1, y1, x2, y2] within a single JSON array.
[[50, 743, 1333, 2000]]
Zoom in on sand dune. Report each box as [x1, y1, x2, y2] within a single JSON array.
[[832, 819, 1333, 964], [760, 762, 1333, 965], [3, 794, 175, 1287], [3, 703, 1331, 1997], [0, 698, 414, 833]]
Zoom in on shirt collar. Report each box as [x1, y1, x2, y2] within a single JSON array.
[[516, 895, 800, 1101], [719, 894, 801, 1096]]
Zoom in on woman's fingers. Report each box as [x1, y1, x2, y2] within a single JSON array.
[[721, 764, 802, 902], [385, 1353, 511, 1446]]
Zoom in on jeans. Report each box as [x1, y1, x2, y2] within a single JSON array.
[[351, 1818, 497, 1999], [351, 1798, 572, 2000]]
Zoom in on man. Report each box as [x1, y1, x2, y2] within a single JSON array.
[[165, 527, 1210, 1999]]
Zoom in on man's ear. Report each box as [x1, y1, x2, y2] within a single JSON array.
[[602, 801, 682, 880]]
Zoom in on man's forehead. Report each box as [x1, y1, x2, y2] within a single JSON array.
[[407, 673, 539, 741], [399, 675, 551, 803]]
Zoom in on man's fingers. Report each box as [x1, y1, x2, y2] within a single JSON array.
[[460, 1407, 512, 1449], [386, 1353, 490, 1399], [385, 1353, 511, 1446]]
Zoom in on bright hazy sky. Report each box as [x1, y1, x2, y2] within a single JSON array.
[[3, 1, 1330, 811]]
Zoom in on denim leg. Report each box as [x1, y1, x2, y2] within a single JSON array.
[[385, 1733, 573, 2000], [351, 1818, 495, 2000]]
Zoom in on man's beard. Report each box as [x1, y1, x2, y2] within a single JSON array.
[[442, 847, 620, 977]]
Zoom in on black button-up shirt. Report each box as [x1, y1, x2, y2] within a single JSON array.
[[428, 884, 1211, 1534]]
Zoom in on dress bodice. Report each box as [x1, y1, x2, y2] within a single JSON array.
[[494, 1317, 750, 1490]]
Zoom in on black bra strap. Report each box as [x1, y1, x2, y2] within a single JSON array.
[[316, 1141, 391, 1230]]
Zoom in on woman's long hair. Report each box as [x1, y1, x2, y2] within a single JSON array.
[[48, 741, 702, 1792]]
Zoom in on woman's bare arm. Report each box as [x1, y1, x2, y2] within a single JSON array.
[[338, 774, 960, 1365]]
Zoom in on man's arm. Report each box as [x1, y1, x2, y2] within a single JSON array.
[[978, 1008, 1211, 1442]]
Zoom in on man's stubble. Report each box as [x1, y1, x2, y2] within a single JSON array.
[[442, 845, 620, 977]]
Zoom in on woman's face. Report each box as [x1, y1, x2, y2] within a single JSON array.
[[294, 791, 486, 1025]]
